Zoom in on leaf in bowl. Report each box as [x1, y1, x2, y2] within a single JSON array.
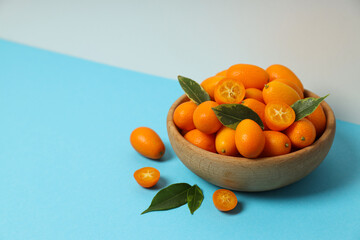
[[291, 94, 329, 121], [178, 75, 210, 105], [212, 104, 264, 130]]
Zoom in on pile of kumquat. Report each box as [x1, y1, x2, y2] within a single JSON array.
[[173, 64, 327, 159]]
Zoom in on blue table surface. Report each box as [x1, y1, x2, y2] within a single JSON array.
[[1, 39, 359, 240]]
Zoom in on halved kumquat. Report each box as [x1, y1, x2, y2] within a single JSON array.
[[264, 102, 295, 131], [213, 189, 238, 212], [134, 167, 160, 188], [214, 78, 245, 105]]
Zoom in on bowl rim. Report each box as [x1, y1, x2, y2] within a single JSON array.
[[167, 89, 336, 167]]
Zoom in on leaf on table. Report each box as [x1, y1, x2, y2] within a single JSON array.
[[291, 94, 329, 121], [178, 75, 210, 105], [141, 183, 191, 214], [212, 104, 264, 130], [187, 185, 204, 215]]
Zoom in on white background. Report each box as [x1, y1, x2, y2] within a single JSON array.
[[1, 0, 359, 124]]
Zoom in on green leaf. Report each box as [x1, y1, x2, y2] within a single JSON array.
[[212, 104, 264, 130], [291, 94, 329, 121], [141, 183, 191, 214], [178, 75, 211, 105], [187, 185, 204, 215]]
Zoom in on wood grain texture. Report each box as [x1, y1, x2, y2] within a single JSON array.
[[167, 90, 336, 192]]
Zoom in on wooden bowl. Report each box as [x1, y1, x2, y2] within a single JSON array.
[[167, 90, 336, 192]]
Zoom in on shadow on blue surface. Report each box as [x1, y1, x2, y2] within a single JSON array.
[[159, 142, 176, 162], [244, 124, 359, 199], [223, 201, 244, 215], [148, 177, 169, 190]]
